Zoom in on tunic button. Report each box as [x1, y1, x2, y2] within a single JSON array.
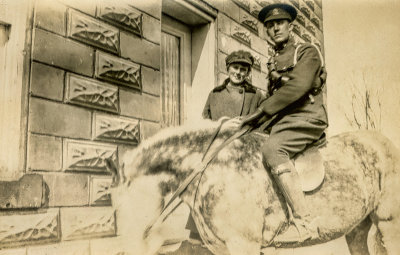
[[239, 89, 243, 94]]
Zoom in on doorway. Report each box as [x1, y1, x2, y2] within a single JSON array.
[[160, 15, 191, 127], [160, 1, 216, 127]]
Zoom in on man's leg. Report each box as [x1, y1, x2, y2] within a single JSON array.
[[261, 118, 326, 242], [269, 161, 317, 242]]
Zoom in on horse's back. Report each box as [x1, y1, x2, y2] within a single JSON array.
[[304, 131, 389, 240], [194, 130, 399, 248]]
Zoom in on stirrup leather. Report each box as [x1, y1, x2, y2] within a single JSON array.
[[274, 218, 317, 243]]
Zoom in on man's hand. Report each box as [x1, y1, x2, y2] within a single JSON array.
[[219, 108, 266, 131], [238, 108, 265, 129], [220, 116, 243, 131]]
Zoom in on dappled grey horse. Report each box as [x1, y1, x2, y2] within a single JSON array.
[[107, 120, 400, 255]]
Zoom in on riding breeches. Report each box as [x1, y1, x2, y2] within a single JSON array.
[[261, 115, 327, 169]]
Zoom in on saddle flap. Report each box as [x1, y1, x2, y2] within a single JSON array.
[[294, 146, 325, 192]]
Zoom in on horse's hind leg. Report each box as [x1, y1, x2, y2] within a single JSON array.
[[369, 212, 400, 255], [345, 216, 372, 255], [367, 225, 387, 255], [369, 144, 400, 255]]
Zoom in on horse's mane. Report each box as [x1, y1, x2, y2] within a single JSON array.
[[120, 119, 223, 179], [141, 119, 220, 152]]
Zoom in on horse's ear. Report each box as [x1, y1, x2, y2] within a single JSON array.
[[119, 163, 127, 184], [105, 158, 120, 186]]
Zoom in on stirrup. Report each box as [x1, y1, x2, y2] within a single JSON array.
[[274, 219, 317, 243]]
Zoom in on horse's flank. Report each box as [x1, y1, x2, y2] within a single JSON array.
[[110, 120, 400, 255]]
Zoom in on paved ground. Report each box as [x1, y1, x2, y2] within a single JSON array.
[[159, 237, 351, 255]]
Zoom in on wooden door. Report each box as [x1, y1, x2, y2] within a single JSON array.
[[161, 15, 191, 127]]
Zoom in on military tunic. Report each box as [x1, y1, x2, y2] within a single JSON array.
[[260, 38, 328, 168], [202, 79, 265, 121]]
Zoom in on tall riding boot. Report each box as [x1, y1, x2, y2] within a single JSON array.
[[271, 161, 318, 243]]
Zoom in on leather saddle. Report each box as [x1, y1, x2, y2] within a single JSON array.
[[293, 134, 326, 192]]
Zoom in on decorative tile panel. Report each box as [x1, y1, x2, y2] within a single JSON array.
[[90, 177, 112, 205], [307, 25, 316, 36], [95, 51, 141, 89], [311, 15, 321, 30], [289, 0, 299, 8], [63, 139, 117, 173], [296, 34, 306, 44], [305, 0, 315, 11], [255, 0, 273, 7], [68, 9, 119, 53], [232, 25, 251, 46], [240, 12, 258, 35], [302, 33, 312, 42], [0, 209, 59, 247], [250, 2, 262, 18], [252, 52, 262, 71], [98, 3, 142, 36], [232, 0, 250, 11], [313, 3, 323, 19], [297, 13, 306, 27], [293, 24, 301, 36], [93, 113, 140, 144], [300, 6, 311, 19], [61, 207, 116, 240], [66, 73, 119, 113]]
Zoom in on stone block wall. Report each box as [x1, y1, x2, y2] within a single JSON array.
[[206, 0, 324, 91], [0, 0, 323, 253], [0, 0, 162, 253]]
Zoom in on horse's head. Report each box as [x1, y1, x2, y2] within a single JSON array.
[[104, 120, 223, 254]]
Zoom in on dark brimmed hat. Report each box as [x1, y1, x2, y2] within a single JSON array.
[[258, 3, 297, 24], [225, 50, 254, 66]]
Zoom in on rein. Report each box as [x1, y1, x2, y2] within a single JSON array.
[[145, 121, 253, 235]]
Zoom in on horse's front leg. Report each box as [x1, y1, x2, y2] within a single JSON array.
[[226, 237, 261, 255], [146, 199, 191, 255], [112, 175, 182, 255]]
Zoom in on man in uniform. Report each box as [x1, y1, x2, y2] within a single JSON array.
[[237, 3, 328, 242]]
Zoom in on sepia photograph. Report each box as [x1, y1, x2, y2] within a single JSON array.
[[0, 0, 399, 254]]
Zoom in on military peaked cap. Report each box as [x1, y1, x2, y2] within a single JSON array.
[[258, 3, 297, 24], [225, 50, 254, 66]]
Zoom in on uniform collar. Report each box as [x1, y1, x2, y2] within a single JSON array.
[[274, 37, 296, 54]]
